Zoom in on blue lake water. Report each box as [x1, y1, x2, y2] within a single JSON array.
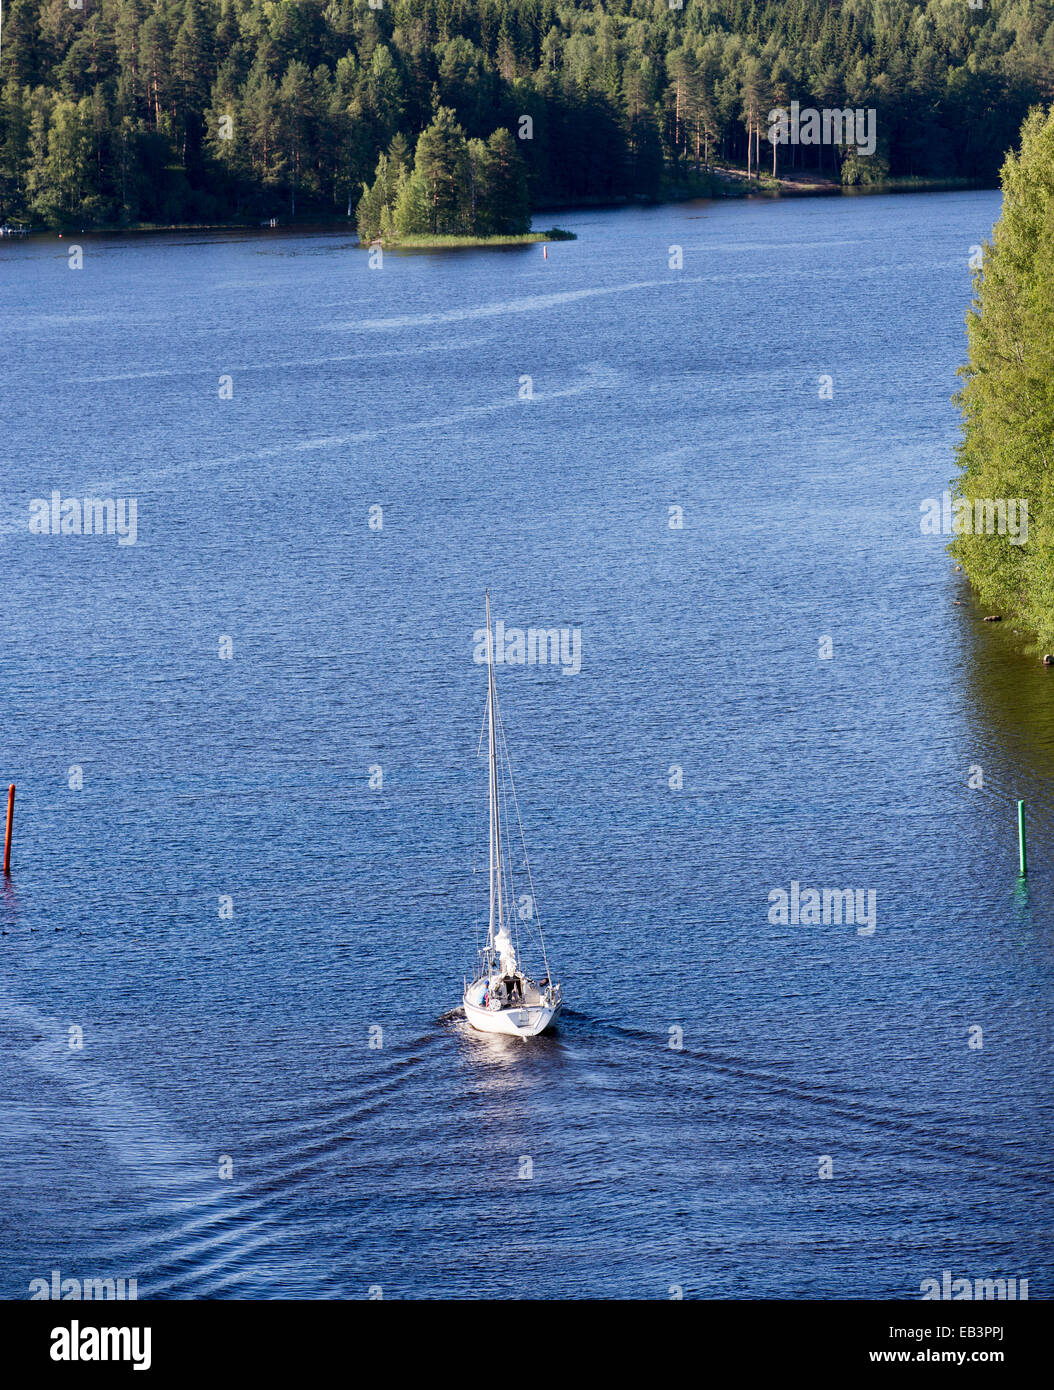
[[1, 188, 1052, 1299]]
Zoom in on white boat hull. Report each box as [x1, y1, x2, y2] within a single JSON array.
[[463, 994, 561, 1038]]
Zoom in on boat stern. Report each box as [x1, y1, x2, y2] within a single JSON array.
[[463, 988, 560, 1038]]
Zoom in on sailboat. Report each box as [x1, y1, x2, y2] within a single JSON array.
[[462, 594, 562, 1038]]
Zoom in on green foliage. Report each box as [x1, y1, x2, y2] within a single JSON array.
[[952, 105, 1054, 649], [471, 127, 530, 234], [357, 112, 530, 240], [412, 105, 472, 233], [840, 147, 890, 186], [0, 0, 1050, 229]]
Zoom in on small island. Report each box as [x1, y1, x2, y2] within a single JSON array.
[[355, 108, 573, 248], [369, 230, 575, 249]]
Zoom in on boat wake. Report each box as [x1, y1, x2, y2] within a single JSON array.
[[0, 993, 329, 1298], [552, 1008, 1049, 1192]]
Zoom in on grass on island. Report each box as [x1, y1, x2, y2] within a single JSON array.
[[366, 227, 576, 249]]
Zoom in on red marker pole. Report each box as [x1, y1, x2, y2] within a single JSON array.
[[3, 784, 14, 876]]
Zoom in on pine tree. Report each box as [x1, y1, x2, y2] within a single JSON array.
[[953, 107, 1054, 646], [278, 60, 315, 216], [410, 104, 471, 234], [474, 125, 529, 232], [0, 82, 33, 222]]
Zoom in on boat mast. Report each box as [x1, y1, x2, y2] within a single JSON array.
[[485, 592, 503, 959]]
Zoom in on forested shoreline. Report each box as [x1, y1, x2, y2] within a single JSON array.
[[0, 0, 1051, 235]]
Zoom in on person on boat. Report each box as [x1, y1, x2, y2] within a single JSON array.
[[502, 973, 522, 1002]]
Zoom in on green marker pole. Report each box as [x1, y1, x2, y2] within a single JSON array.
[[1018, 800, 1027, 877]]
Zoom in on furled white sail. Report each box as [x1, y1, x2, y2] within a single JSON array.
[[493, 925, 517, 976]]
